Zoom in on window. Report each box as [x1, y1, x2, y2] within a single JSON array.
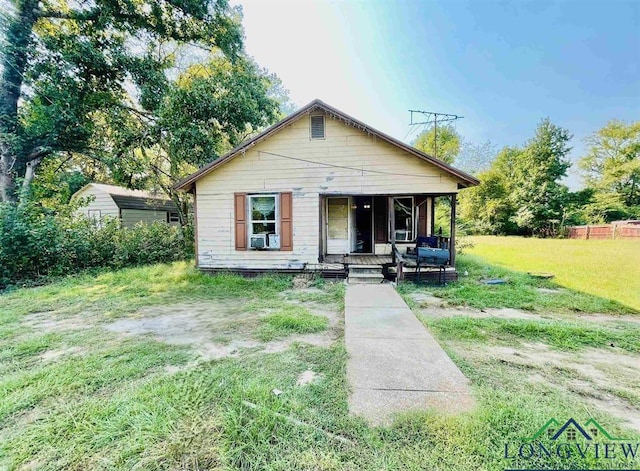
[[168, 212, 180, 223], [87, 209, 102, 228], [392, 197, 416, 242], [566, 428, 576, 441], [248, 194, 279, 249], [310, 115, 325, 139]]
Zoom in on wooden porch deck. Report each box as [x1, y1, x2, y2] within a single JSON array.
[[324, 254, 393, 265]]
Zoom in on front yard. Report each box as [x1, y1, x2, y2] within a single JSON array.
[[1, 259, 639, 470]]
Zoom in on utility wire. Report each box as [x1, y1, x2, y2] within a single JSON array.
[[258, 150, 441, 179]]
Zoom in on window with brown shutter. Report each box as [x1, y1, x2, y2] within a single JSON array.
[[235, 192, 293, 251]]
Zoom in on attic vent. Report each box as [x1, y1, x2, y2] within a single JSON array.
[[310, 115, 325, 139]]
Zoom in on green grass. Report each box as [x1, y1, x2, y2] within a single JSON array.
[[256, 305, 329, 341], [1, 262, 638, 470], [399, 253, 636, 314], [467, 236, 640, 312], [423, 316, 640, 352], [0, 261, 293, 319]]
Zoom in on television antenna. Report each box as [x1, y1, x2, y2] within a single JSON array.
[[408, 110, 463, 159]]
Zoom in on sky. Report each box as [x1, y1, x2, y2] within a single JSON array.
[[231, 0, 639, 188]]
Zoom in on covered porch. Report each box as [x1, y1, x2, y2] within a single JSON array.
[[318, 193, 459, 283]]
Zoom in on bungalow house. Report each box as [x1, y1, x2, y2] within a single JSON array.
[[72, 183, 180, 228], [174, 100, 479, 282]]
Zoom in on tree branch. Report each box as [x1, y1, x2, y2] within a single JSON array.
[[35, 9, 101, 21]]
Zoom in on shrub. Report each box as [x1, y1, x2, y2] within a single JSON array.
[[0, 201, 190, 288]]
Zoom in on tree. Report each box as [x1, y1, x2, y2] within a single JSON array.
[[509, 118, 572, 235], [455, 139, 496, 176], [132, 53, 283, 224], [459, 120, 573, 236], [458, 146, 521, 234], [578, 120, 640, 222], [0, 0, 243, 202], [413, 124, 461, 164]]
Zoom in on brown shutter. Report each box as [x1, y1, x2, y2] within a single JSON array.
[[234, 193, 247, 251], [374, 196, 387, 243], [280, 192, 293, 251], [417, 196, 428, 237]]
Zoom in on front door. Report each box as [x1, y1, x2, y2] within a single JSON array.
[[327, 197, 350, 254]]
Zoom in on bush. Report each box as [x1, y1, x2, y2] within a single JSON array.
[[0, 201, 190, 288]]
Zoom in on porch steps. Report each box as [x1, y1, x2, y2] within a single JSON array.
[[348, 264, 384, 284]]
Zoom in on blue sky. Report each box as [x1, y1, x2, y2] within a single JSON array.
[[234, 0, 640, 188]]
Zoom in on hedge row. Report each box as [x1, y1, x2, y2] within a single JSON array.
[[0, 202, 191, 288]]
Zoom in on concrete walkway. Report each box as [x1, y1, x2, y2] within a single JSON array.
[[345, 284, 474, 425]]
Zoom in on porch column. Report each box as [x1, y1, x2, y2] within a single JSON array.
[[449, 193, 457, 266], [318, 195, 324, 262], [388, 196, 396, 263]]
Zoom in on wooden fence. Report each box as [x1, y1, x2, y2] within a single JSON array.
[[568, 223, 640, 239]]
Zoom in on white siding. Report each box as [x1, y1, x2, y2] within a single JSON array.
[[73, 185, 120, 219], [195, 112, 461, 269]]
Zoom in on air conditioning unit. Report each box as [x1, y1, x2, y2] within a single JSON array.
[[250, 234, 267, 249], [268, 234, 280, 249]]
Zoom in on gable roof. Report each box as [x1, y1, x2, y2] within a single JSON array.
[[74, 183, 177, 212], [110, 194, 177, 212], [173, 99, 480, 192]]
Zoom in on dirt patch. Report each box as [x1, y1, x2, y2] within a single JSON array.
[[418, 305, 544, 321], [407, 292, 445, 306], [577, 313, 640, 325], [296, 370, 321, 386], [418, 306, 640, 326], [292, 274, 314, 289], [39, 346, 85, 362], [104, 299, 341, 360], [536, 288, 565, 294], [24, 312, 92, 332], [480, 342, 640, 433]]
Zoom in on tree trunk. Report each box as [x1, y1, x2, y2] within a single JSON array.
[[20, 155, 44, 196], [0, 0, 40, 202], [0, 151, 14, 203]]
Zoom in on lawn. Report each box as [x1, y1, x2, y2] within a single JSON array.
[[465, 236, 640, 312], [1, 261, 639, 470]]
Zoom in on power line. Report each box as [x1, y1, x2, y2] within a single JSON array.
[[258, 150, 441, 179]]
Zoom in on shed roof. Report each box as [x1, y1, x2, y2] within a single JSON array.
[[110, 194, 177, 212], [173, 99, 480, 192]]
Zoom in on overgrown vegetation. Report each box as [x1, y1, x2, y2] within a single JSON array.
[[1, 262, 638, 470], [0, 201, 190, 289]]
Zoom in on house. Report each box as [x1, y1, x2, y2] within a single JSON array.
[[174, 99, 479, 281], [72, 183, 180, 228]]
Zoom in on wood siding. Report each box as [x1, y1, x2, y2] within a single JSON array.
[[73, 186, 120, 219], [121, 209, 170, 228], [195, 111, 460, 269]]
